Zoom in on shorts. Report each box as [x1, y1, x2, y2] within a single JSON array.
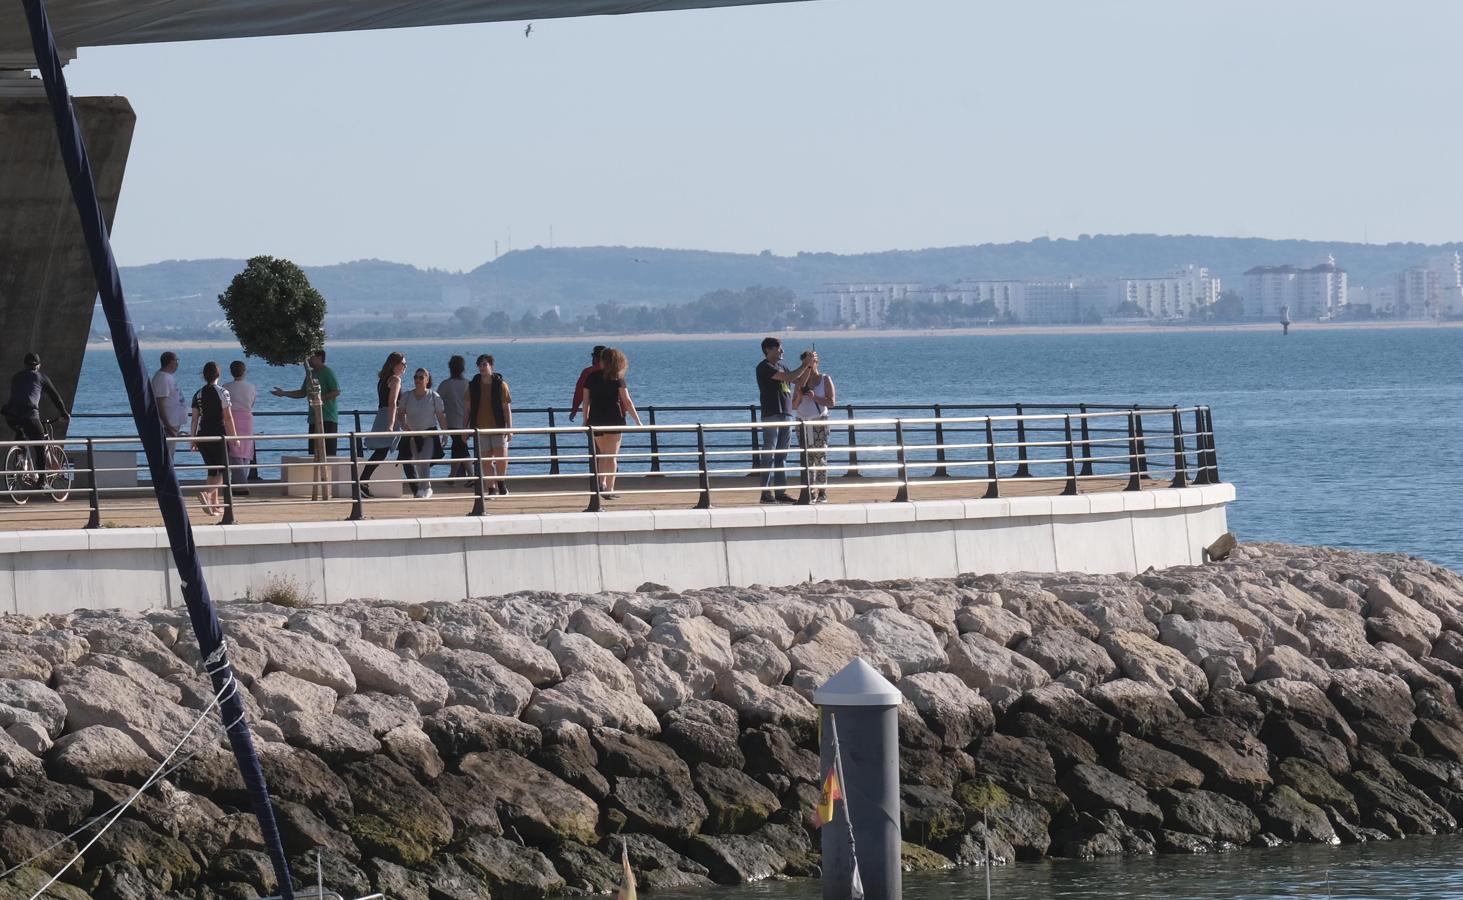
[[477, 433, 510, 451]]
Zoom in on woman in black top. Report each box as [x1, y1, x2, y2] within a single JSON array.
[[188, 360, 237, 517], [359, 351, 406, 497], [581, 347, 642, 499]]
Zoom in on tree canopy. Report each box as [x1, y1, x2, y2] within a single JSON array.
[[217, 256, 327, 366]]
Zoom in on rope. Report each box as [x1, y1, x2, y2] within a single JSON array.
[[0, 656, 243, 892]]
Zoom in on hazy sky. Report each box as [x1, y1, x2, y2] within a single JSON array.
[[60, 0, 1463, 271]]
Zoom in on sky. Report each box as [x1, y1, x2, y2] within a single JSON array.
[[59, 0, 1463, 272]]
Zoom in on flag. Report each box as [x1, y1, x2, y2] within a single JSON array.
[[814, 766, 843, 827], [615, 838, 637, 900]]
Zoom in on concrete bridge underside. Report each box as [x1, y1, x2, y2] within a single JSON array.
[[0, 96, 133, 427]]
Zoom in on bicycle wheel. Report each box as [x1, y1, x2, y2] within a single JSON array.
[[45, 444, 73, 503], [4, 445, 30, 505]]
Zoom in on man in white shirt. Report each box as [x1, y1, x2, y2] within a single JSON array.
[[150, 351, 187, 460]]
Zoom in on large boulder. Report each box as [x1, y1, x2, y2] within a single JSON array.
[[700, 598, 797, 650], [1102, 734, 1202, 791], [230, 624, 356, 695], [1273, 757, 1358, 822], [1086, 679, 1184, 736], [456, 834, 567, 899], [0, 678, 67, 738], [524, 670, 660, 735], [422, 648, 534, 718], [1158, 615, 1255, 680], [1014, 629, 1116, 683], [1019, 684, 1119, 744], [954, 605, 1032, 647], [52, 665, 200, 760], [1327, 668, 1415, 750], [1246, 679, 1357, 746], [662, 700, 745, 769], [1098, 630, 1208, 697], [339, 757, 453, 866], [547, 630, 636, 693], [649, 617, 735, 675], [945, 632, 1051, 708], [971, 734, 1066, 812], [1149, 718, 1272, 802], [338, 638, 449, 712], [683, 823, 810, 885], [1058, 763, 1163, 829], [846, 608, 947, 677], [1157, 788, 1259, 845], [44, 725, 154, 784], [423, 705, 542, 761], [459, 750, 600, 845], [692, 763, 781, 834], [250, 670, 337, 720], [714, 671, 818, 736], [1365, 580, 1442, 657], [898, 671, 994, 750], [1256, 785, 1340, 844], [1253, 645, 1332, 689]]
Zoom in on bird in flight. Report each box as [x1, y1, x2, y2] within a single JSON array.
[[630, 257, 651, 264], [524, 23, 533, 37]]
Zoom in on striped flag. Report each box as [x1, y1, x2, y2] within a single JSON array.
[[616, 838, 637, 900], [814, 766, 843, 827]]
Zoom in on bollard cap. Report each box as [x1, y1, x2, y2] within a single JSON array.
[[814, 657, 902, 707]]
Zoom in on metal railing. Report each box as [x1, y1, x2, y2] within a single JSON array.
[[1, 403, 1219, 527]]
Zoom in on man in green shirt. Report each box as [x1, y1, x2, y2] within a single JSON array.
[[272, 349, 342, 456]]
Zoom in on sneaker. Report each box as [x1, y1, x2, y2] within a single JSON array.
[[360, 485, 374, 499], [760, 492, 777, 504], [775, 493, 798, 504], [497, 482, 510, 496], [603, 493, 621, 500], [421, 486, 434, 499]]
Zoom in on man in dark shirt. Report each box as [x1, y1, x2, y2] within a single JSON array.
[[569, 345, 606, 421], [755, 337, 809, 503], [3, 352, 70, 475]]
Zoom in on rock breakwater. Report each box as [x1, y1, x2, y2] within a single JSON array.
[[3, 542, 1463, 897]]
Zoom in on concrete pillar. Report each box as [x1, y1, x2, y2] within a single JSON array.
[[0, 85, 135, 430], [816, 658, 902, 900]]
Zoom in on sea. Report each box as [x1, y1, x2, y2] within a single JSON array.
[[73, 326, 1461, 570], [66, 327, 1463, 896]]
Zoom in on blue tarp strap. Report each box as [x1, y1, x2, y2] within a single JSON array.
[[19, 3, 295, 896]]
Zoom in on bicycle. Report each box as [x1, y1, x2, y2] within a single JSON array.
[[4, 417, 74, 504]]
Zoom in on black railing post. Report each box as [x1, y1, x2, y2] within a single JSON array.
[[1062, 415, 1079, 496], [219, 438, 236, 525], [932, 404, 949, 478], [1013, 403, 1032, 478], [749, 405, 760, 471], [353, 409, 364, 458], [1125, 411, 1142, 492], [547, 409, 561, 476], [893, 419, 911, 503], [982, 417, 1000, 499], [797, 420, 813, 505], [647, 407, 661, 475], [695, 425, 712, 510], [347, 431, 365, 521], [84, 438, 101, 529], [1170, 406, 1188, 488], [469, 427, 487, 517], [1078, 403, 1094, 477], [1205, 406, 1221, 482], [843, 405, 861, 477], [1191, 408, 1211, 485], [585, 426, 603, 513], [1133, 405, 1150, 477]]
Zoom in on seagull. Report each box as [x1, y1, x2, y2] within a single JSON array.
[[630, 257, 650, 264], [524, 23, 532, 37]]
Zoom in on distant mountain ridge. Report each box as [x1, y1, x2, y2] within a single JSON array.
[[115, 234, 1463, 327]]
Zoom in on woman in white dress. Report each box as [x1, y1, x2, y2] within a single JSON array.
[[226, 360, 256, 490], [792, 349, 835, 503]]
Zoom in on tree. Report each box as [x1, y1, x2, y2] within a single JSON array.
[[218, 256, 329, 494], [218, 256, 326, 367], [453, 305, 482, 333], [1208, 290, 1245, 322]]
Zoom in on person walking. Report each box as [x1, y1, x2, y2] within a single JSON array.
[[582, 347, 642, 500], [792, 349, 835, 503], [226, 360, 256, 495], [151, 351, 187, 461], [569, 345, 605, 421], [188, 361, 237, 517], [755, 337, 810, 503], [270, 349, 341, 456], [466, 354, 513, 495], [3, 352, 69, 481], [398, 367, 448, 499], [438, 354, 471, 480], [359, 351, 406, 498]]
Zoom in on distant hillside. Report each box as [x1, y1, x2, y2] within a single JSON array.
[[113, 235, 1463, 331]]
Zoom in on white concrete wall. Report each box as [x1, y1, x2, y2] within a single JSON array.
[[0, 484, 1235, 616]]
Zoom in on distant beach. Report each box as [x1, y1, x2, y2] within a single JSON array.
[[97, 318, 1463, 351]]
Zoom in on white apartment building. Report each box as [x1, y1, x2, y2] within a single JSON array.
[[1083, 266, 1221, 319], [1243, 257, 1347, 319], [1394, 253, 1463, 319], [809, 282, 921, 328]]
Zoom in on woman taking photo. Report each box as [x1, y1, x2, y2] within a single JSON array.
[[581, 347, 642, 500], [792, 348, 835, 503], [359, 351, 406, 498], [188, 361, 237, 516]]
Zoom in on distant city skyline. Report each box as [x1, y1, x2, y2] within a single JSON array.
[[58, 0, 1463, 270]]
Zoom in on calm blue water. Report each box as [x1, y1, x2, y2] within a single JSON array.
[[656, 834, 1463, 899], [72, 327, 1462, 569]]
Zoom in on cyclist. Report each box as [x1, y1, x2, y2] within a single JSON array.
[[3, 352, 70, 481]]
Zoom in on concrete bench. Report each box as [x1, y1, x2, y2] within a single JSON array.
[[280, 455, 403, 498]]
